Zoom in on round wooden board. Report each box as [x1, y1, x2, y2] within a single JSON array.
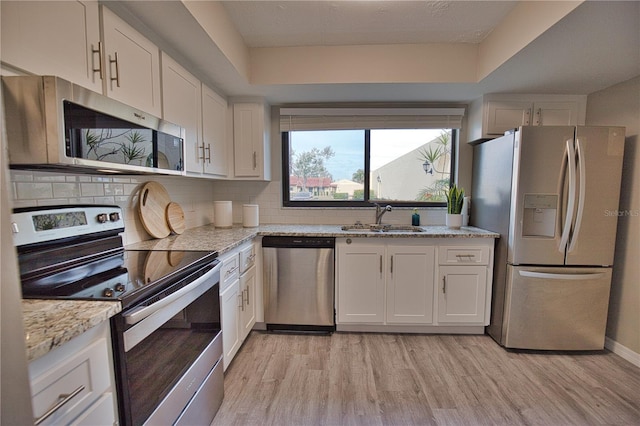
[[138, 181, 171, 238], [166, 202, 186, 235]]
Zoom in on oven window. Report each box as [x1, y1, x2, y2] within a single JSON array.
[[122, 283, 220, 425]]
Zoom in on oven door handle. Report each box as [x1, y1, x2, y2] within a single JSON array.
[[123, 262, 221, 326]]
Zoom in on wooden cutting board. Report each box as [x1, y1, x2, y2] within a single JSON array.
[[138, 181, 171, 238], [166, 202, 186, 235]]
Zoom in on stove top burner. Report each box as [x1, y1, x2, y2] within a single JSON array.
[[13, 205, 218, 309], [20, 249, 217, 308]]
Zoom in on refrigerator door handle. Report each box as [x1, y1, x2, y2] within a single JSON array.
[[568, 137, 586, 253], [519, 270, 607, 280], [559, 139, 577, 254]]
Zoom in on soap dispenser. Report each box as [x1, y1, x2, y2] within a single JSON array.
[[411, 208, 420, 226]]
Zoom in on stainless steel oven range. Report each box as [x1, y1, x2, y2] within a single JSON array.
[[12, 205, 223, 426]]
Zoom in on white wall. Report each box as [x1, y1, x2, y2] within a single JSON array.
[[586, 75, 640, 358]]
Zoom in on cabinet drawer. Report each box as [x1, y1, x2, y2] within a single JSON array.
[[30, 338, 112, 425], [239, 243, 256, 273], [220, 252, 240, 290], [439, 246, 490, 265]]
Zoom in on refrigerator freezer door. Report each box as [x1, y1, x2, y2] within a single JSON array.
[[565, 126, 625, 266], [510, 126, 577, 265], [502, 265, 612, 350]]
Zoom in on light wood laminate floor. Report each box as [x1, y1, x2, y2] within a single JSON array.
[[212, 332, 640, 425]]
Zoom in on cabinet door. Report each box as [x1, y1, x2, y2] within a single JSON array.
[[532, 101, 578, 126], [101, 6, 161, 116], [220, 279, 241, 371], [1, 1, 102, 92], [437, 266, 487, 324], [239, 264, 257, 340], [161, 53, 201, 174], [233, 103, 265, 178], [202, 85, 228, 177], [485, 100, 532, 135], [386, 246, 435, 324], [337, 241, 385, 323]]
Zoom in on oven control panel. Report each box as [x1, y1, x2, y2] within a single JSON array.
[[77, 272, 131, 300], [11, 205, 125, 247]]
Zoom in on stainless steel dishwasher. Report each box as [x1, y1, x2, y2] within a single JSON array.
[[262, 236, 335, 332]]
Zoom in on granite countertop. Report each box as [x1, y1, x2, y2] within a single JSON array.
[[125, 224, 499, 254], [23, 299, 121, 362], [23, 223, 497, 361]]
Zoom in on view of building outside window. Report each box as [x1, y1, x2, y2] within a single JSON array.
[[288, 129, 452, 203]]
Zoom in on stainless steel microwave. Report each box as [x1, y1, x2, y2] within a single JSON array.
[[2, 75, 184, 175]]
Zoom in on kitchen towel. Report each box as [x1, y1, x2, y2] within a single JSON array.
[[214, 201, 233, 228], [243, 204, 259, 227]]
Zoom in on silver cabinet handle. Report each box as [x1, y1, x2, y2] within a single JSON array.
[[198, 144, 206, 161], [238, 293, 244, 311], [390, 255, 394, 274], [455, 254, 475, 261], [92, 41, 104, 80], [252, 151, 257, 169], [205, 144, 211, 163], [442, 276, 446, 294], [379, 255, 382, 275], [109, 51, 120, 88], [34, 385, 85, 425], [243, 287, 249, 305]]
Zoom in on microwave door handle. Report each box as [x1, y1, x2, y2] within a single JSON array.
[[123, 262, 221, 326], [559, 139, 576, 254], [568, 138, 586, 253]]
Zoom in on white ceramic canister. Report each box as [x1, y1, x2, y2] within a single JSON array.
[[213, 201, 233, 228], [243, 204, 259, 227]]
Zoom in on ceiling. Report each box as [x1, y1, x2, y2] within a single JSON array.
[[221, 1, 518, 47], [113, 1, 640, 105]]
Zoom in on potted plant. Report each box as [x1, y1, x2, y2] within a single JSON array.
[[445, 184, 465, 229]]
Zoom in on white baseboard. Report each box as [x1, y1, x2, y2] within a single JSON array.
[[605, 336, 640, 368]]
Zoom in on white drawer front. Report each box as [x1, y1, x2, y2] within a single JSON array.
[[30, 338, 112, 425], [220, 252, 240, 290], [439, 246, 490, 265], [239, 243, 256, 273]]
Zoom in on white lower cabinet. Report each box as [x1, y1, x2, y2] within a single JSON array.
[[219, 240, 259, 370], [28, 322, 117, 426], [437, 265, 488, 324], [220, 278, 241, 370], [337, 239, 435, 325], [336, 238, 494, 332], [386, 245, 435, 324], [337, 241, 385, 323]]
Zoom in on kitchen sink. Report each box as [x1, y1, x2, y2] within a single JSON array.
[[341, 224, 424, 233]]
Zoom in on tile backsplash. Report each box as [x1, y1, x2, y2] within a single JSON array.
[[9, 170, 446, 245]]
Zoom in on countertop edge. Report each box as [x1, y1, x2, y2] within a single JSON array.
[[23, 299, 122, 362], [125, 224, 499, 254]]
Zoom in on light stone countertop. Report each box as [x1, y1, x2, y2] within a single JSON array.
[[22, 223, 497, 361], [22, 299, 121, 362], [125, 224, 499, 254]]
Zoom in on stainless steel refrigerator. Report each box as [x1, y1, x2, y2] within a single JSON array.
[[471, 126, 625, 350]]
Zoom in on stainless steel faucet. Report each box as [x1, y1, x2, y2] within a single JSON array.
[[375, 203, 393, 224]]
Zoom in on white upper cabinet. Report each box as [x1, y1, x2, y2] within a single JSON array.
[[1, 0, 102, 92], [202, 86, 229, 177], [232, 102, 271, 181], [467, 94, 586, 142], [161, 52, 201, 174], [100, 6, 161, 116], [161, 53, 228, 179], [1, 3, 162, 116]]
